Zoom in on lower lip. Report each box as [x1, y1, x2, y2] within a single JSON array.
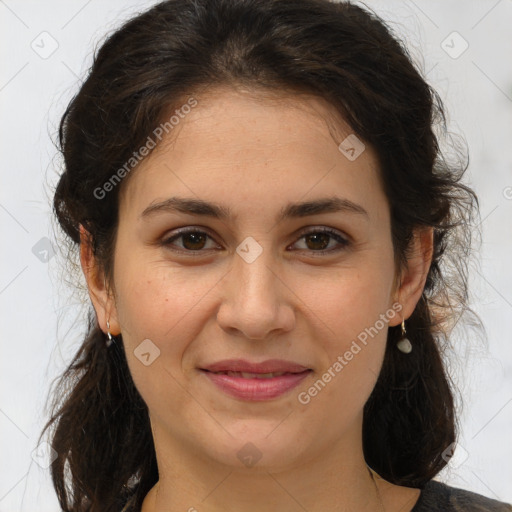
[[201, 370, 312, 401]]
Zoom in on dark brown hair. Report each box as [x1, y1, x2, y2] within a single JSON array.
[[40, 0, 479, 510]]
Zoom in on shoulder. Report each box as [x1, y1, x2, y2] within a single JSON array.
[[412, 480, 512, 512]]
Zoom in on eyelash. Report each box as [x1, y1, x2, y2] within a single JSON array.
[[160, 227, 350, 257]]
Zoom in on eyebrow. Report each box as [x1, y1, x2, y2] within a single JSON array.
[[139, 196, 369, 223]]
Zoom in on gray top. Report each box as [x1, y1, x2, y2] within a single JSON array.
[[411, 480, 512, 511], [120, 480, 512, 511]]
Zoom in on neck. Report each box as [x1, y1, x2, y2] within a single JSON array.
[[143, 422, 384, 512]]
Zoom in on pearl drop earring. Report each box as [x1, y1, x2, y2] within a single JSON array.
[[396, 319, 412, 354], [106, 319, 114, 347]]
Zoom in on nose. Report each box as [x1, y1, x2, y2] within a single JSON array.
[[216, 242, 295, 340]]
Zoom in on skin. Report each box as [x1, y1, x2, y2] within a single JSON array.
[[80, 86, 432, 511]]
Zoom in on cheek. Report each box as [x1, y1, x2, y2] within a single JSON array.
[[114, 254, 215, 341], [113, 256, 226, 403], [293, 256, 394, 405], [296, 277, 390, 425], [114, 265, 201, 419], [301, 260, 395, 345]]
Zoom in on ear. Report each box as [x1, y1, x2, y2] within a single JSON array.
[[389, 226, 434, 326], [79, 224, 121, 336]]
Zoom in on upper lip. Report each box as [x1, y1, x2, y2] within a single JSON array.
[[201, 359, 311, 374]]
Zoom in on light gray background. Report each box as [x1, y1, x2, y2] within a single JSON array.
[[1, 0, 511, 510]]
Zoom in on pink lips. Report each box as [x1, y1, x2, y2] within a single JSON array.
[[200, 359, 312, 401]]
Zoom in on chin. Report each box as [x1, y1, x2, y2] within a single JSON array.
[[198, 422, 309, 472]]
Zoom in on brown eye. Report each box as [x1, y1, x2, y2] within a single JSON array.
[[162, 229, 219, 254], [303, 232, 331, 251], [179, 232, 208, 250], [291, 228, 349, 255]]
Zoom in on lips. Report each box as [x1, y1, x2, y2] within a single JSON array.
[[209, 370, 290, 379], [199, 359, 312, 401], [201, 358, 310, 374]]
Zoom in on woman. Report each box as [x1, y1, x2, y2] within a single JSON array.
[[40, 0, 512, 510]]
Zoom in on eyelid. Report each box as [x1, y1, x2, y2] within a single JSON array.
[[294, 225, 350, 244]]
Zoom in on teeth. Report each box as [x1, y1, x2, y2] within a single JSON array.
[[215, 371, 287, 378]]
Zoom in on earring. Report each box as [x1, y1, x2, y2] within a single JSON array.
[[106, 319, 114, 347], [396, 319, 412, 353]]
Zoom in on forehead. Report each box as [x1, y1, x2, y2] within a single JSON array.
[[118, 87, 384, 221]]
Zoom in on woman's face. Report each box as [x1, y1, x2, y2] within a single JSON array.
[[98, 87, 422, 471]]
